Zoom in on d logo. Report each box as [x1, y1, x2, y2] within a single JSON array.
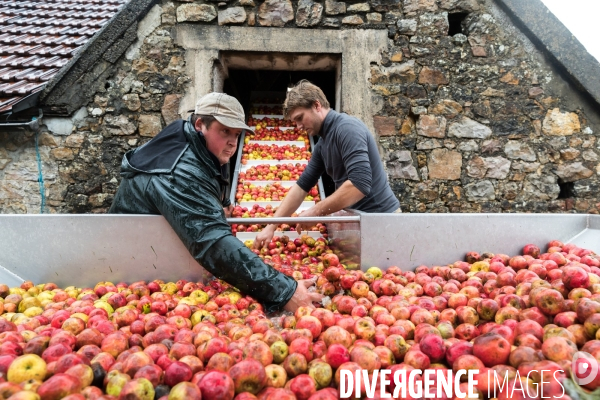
[[572, 351, 599, 387]]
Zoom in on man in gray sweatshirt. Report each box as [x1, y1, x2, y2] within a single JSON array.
[[254, 80, 400, 249]]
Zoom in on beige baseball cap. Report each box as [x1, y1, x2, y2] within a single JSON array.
[[195, 92, 250, 131]]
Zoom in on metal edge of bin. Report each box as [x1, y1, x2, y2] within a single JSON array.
[[359, 213, 598, 271], [229, 130, 246, 205], [0, 215, 211, 288]]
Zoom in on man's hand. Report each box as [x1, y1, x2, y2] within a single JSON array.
[[254, 225, 276, 249], [223, 204, 233, 218], [283, 278, 324, 313], [295, 207, 320, 234]]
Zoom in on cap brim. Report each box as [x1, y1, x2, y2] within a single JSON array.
[[214, 115, 251, 131]]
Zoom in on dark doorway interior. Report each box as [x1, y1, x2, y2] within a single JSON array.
[[224, 70, 337, 197]]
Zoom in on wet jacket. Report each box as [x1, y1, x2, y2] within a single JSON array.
[[109, 117, 298, 312]]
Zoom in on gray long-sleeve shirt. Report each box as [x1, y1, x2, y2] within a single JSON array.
[[297, 110, 400, 213]]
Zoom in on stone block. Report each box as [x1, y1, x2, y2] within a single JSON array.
[[429, 99, 462, 119], [457, 140, 479, 152], [416, 138, 441, 150], [484, 157, 511, 179], [448, 117, 492, 139], [529, 87, 544, 98], [387, 150, 419, 180], [560, 148, 580, 161], [542, 108, 581, 136], [467, 156, 486, 179], [418, 66, 449, 86], [471, 46, 486, 57], [342, 15, 363, 25], [371, 0, 401, 12], [403, 0, 437, 14], [366, 12, 382, 23], [388, 60, 417, 84], [325, 0, 346, 15], [582, 150, 599, 162], [416, 115, 446, 138], [322, 17, 340, 27], [258, 0, 294, 26], [161, 94, 182, 126], [555, 162, 594, 182], [296, 0, 323, 27], [104, 115, 137, 136], [373, 116, 397, 136], [240, 0, 255, 5], [347, 2, 369, 12], [218, 7, 247, 24], [176, 4, 217, 22], [465, 180, 495, 201], [248, 12, 256, 25], [400, 117, 415, 135], [418, 12, 449, 36], [65, 134, 85, 148], [504, 141, 536, 162], [519, 174, 560, 201], [481, 87, 505, 97], [51, 148, 75, 161], [122, 93, 141, 111], [439, 0, 479, 12], [39, 133, 58, 148], [139, 115, 163, 137], [397, 19, 417, 35], [428, 148, 462, 180]]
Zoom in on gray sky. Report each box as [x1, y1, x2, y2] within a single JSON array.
[[540, 0, 600, 63]]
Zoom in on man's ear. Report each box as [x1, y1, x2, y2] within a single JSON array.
[[194, 117, 204, 132], [313, 101, 321, 113]]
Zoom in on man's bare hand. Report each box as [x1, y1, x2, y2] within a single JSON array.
[[283, 278, 324, 313], [254, 225, 276, 249], [295, 208, 320, 234], [223, 205, 233, 218]]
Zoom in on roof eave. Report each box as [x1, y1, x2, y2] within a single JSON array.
[[494, 0, 600, 108], [38, 0, 159, 116]]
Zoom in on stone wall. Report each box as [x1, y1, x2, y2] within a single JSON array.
[[0, 0, 599, 214]]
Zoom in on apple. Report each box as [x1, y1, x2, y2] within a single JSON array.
[[118, 378, 155, 400], [6, 354, 47, 384], [198, 370, 235, 400]]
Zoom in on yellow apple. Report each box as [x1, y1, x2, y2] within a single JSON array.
[[7, 354, 47, 384]]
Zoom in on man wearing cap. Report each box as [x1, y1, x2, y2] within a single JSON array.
[[110, 92, 322, 313]]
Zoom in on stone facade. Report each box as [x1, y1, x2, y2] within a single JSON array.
[[0, 0, 599, 214]]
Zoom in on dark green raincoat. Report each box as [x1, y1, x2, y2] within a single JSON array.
[[109, 118, 297, 312]]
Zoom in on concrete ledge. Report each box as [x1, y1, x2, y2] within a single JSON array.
[[174, 25, 389, 135]]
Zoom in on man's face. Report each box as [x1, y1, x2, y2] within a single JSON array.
[[289, 103, 324, 136], [196, 119, 242, 165]]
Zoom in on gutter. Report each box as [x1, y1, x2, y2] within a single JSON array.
[[0, 118, 40, 133]]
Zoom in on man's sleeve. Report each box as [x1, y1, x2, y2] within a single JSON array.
[[297, 144, 326, 193], [147, 171, 297, 312], [336, 123, 372, 196]]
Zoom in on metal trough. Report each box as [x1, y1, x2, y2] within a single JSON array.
[[0, 213, 598, 287]]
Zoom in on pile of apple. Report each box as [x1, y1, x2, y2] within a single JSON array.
[[238, 164, 306, 182], [242, 144, 311, 162], [245, 128, 308, 144], [236, 183, 320, 202], [248, 117, 295, 129], [1, 240, 600, 400]]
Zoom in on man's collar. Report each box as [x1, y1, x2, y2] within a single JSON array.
[[318, 109, 336, 138]]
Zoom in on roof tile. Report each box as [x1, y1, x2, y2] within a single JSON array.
[[0, 0, 127, 112]]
